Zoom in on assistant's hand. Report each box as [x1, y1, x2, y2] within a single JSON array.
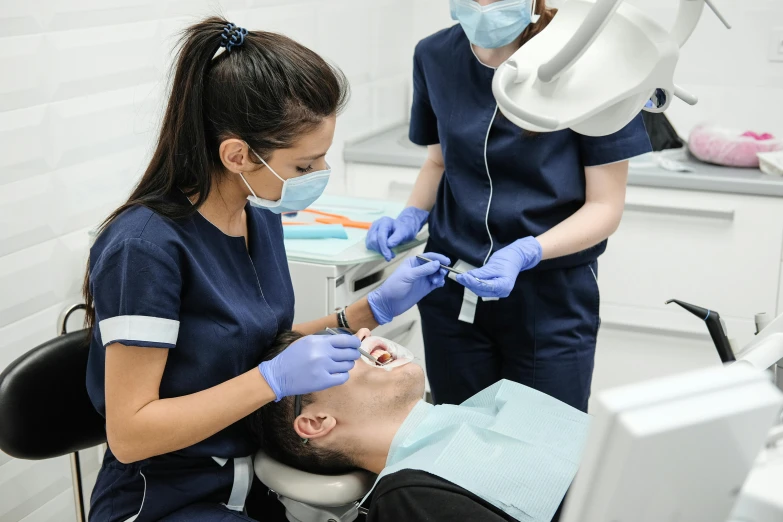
[[365, 207, 430, 262], [456, 237, 542, 298], [258, 334, 361, 401], [367, 252, 451, 325]]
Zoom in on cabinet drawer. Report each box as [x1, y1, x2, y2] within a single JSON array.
[[345, 163, 420, 202], [331, 247, 424, 311], [600, 186, 783, 333]]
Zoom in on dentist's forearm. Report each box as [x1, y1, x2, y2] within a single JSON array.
[[107, 355, 275, 464], [536, 200, 624, 260], [406, 144, 445, 212], [537, 160, 629, 260]]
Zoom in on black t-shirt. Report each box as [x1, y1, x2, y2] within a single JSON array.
[[366, 469, 518, 522]]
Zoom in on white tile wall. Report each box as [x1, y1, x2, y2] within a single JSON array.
[[0, 1, 416, 520], [411, 0, 783, 137], [627, 0, 783, 136]]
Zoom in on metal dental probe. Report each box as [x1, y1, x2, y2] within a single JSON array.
[[325, 327, 390, 366]]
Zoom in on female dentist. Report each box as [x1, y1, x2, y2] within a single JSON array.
[[84, 17, 449, 522], [367, 0, 652, 411]]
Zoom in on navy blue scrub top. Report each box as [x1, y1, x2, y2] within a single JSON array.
[[410, 25, 653, 270], [86, 193, 295, 459]]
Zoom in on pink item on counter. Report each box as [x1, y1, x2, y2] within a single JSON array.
[[741, 131, 775, 141], [689, 125, 783, 168]]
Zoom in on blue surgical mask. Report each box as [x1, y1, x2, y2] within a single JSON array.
[[240, 148, 331, 214], [450, 0, 533, 50]]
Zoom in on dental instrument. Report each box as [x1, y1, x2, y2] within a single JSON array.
[[357, 345, 389, 367], [416, 255, 464, 276], [666, 299, 735, 363], [284, 209, 373, 230], [492, 0, 731, 136], [357, 346, 380, 365], [324, 327, 391, 367]]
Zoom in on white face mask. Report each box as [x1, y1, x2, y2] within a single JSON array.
[[239, 148, 331, 214]]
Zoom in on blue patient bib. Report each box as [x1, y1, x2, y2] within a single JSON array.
[[365, 380, 591, 522]]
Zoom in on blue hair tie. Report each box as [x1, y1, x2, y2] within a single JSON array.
[[220, 22, 248, 52]]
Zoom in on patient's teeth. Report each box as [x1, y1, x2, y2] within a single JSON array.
[[376, 352, 392, 364], [360, 336, 415, 369]]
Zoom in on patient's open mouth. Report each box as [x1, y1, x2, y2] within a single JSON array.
[[360, 337, 414, 370], [370, 347, 394, 365]]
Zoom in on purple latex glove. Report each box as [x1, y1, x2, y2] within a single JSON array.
[[368, 252, 451, 325], [258, 334, 361, 401], [365, 207, 430, 262], [456, 237, 543, 298]]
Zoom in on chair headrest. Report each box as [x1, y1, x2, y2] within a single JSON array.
[[254, 450, 375, 507], [0, 330, 106, 459]]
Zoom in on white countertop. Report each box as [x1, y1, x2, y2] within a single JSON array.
[[344, 125, 783, 198]]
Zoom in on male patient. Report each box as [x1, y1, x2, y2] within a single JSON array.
[[247, 329, 590, 522]]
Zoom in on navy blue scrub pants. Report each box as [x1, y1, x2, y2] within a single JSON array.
[[418, 257, 600, 413], [89, 449, 262, 522]]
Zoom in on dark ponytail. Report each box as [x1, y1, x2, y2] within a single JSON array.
[[495, 1, 558, 138], [519, 0, 557, 46], [82, 16, 349, 331]]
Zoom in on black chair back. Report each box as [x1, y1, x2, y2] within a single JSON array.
[[0, 329, 106, 460]]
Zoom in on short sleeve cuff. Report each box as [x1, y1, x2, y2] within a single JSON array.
[[409, 122, 440, 146], [581, 134, 653, 167], [579, 113, 652, 167], [99, 315, 179, 349]]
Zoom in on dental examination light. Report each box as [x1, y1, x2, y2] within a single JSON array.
[[492, 0, 731, 136]]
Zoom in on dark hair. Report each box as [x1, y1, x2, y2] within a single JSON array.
[[246, 331, 358, 475], [513, 1, 558, 138], [520, 0, 557, 46], [82, 16, 349, 332]]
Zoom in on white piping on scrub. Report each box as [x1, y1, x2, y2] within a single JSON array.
[[466, 36, 498, 266], [483, 105, 499, 265], [124, 471, 147, 522], [589, 265, 598, 282]]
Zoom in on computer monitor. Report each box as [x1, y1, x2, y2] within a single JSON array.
[[561, 364, 783, 522]]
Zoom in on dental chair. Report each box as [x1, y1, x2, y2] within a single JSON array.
[[0, 304, 105, 522], [254, 451, 375, 522]]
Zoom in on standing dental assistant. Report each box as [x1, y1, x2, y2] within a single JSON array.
[[84, 18, 450, 522], [367, 0, 652, 411]]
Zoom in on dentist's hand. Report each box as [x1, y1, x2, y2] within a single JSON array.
[[456, 237, 543, 299], [366, 207, 430, 262], [367, 252, 451, 325], [258, 334, 361, 401]]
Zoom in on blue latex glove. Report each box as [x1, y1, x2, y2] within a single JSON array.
[[456, 237, 543, 298], [258, 334, 361, 401], [366, 207, 430, 262], [368, 252, 451, 325]]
